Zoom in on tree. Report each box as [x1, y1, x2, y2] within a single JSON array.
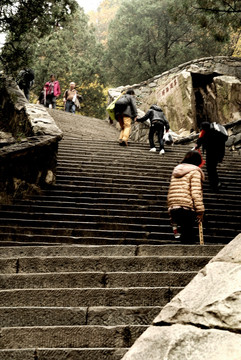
[[32, 10, 107, 119], [88, 0, 122, 46], [170, 0, 240, 48], [105, 0, 226, 86], [0, 0, 78, 74]]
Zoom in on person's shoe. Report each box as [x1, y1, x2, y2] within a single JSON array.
[[149, 147, 157, 152], [122, 140, 128, 146], [159, 149, 165, 155]]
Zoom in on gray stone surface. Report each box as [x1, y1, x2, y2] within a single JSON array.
[[0, 245, 136, 258], [122, 234, 241, 360], [154, 261, 241, 331], [0, 75, 63, 200], [37, 348, 128, 360], [210, 233, 241, 263], [87, 307, 162, 326], [154, 233, 241, 331], [26, 104, 62, 137], [0, 325, 146, 349], [0, 287, 177, 307], [0, 348, 128, 360], [108, 56, 241, 144], [0, 255, 211, 274], [122, 324, 241, 360], [0, 307, 87, 327]]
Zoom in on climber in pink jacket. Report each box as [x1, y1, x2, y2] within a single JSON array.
[[44, 74, 61, 109]]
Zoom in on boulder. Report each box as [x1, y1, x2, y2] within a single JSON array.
[[122, 324, 241, 360], [122, 233, 241, 360], [215, 76, 241, 124]]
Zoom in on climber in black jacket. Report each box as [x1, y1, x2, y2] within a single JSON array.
[[136, 105, 170, 154]]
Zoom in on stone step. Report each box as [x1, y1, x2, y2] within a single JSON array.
[[25, 190, 241, 206], [54, 178, 241, 193], [0, 232, 231, 245], [0, 348, 128, 360], [40, 189, 241, 204], [0, 220, 235, 238], [0, 210, 240, 227], [50, 183, 241, 197], [56, 157, 241, 173], [0, 287, 181, 307], [0, 306, 162, 327], [53, 180, 241, 196], [0, 325, 147, 349], [12, 199, 241, 213], [0, 271, 197, 289], [0, 217, 239, 239], [0, 255, 211, 274], [0, 233, 178, 246], [54, 168, 241, 188], [1, 204, 241, 222], [0, 244, 223, 257]]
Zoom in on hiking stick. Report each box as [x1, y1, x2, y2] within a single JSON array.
[[199, 221, 204, 245]]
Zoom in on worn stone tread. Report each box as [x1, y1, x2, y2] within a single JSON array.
[[0, 348, 128, 360], [0, 287, 182, 307], [0, 325, 147, 349]]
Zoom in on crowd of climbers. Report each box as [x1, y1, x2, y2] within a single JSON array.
[[112, 89, 228, 244], [17, 70, 82, 114], [16, 74, 228, 245]]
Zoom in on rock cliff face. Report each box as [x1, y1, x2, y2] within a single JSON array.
[[122, 234, 241, 360], [0, 75, 62, 203], [108, 56, 241, 143]]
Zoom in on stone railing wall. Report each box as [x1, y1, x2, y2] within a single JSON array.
[[108, 56, 241, 145], [0, 75, 63, 203]]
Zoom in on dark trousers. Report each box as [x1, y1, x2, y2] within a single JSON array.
[[206, 153, 219, 190], [149, 122, 164, 150], [45, 94, 56, 109], [170, 208, 197, 243]]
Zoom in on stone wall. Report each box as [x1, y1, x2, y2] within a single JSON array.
[[0, 75, 62, 203], [108, 56, 241, 144], [122, 233, 241, 360]]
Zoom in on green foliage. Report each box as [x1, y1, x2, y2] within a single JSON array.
[[0, 0, 78, 74], [169, 0, 240, 51], [104, 0, 227, 86], [32, 10, 107, 119], [88, 0, 122, 46]]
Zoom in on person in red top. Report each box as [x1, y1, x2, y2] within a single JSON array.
[[44, 74, 61, 109]]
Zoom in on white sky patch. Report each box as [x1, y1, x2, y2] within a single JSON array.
[[0, 33, 6, 49], [76, 0, 102, 12]]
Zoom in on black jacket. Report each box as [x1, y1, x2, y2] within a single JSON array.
[[137, 105, 170, 130], [121, 94, 138, 119], [196, 128, 225, 162]]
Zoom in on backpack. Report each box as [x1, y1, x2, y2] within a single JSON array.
[[106, 93, 122, 121], [114, 95, 130, 115], [16, 69, 34, 89], [210, 122, 228, 142]]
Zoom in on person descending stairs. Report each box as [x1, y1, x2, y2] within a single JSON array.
[[0, 110, 241, 359]]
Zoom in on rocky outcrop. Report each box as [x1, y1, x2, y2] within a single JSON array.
[[122, 233, 241, 360], [108, 56, 241, 144], [0, 75, 62, 203]]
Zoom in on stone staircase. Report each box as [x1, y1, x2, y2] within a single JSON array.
[[1, 135, 241, 359]]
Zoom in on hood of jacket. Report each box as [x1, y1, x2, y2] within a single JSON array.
[[150, 105, 162, 112], [172, 163, 205, 181]]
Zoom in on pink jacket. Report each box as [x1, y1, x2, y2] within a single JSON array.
[[44, 81, 61, 97]]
